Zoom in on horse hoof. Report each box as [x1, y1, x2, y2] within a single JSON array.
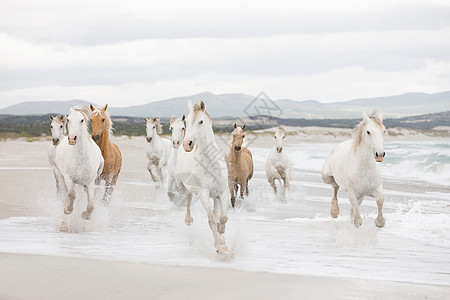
[[217, 223, 226, 234], [376, 217, 385, 228], [353, 217, 362, 228], [64, 207, 73, 215], [81, 211, 91, 220], [330, 205, 339, 218], [59, 223, 68, 232], [231, 198, 236, 208], [216, 246, 228, 254], [185, 216, 193, 226]]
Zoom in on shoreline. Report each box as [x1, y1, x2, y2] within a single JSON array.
[[1, 252, 448, 300]]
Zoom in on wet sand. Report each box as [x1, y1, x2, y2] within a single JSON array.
[[0, 133, 449, 299]]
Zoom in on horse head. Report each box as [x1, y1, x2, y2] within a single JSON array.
[[231, 123, 246, 152], [183, 100, 211, 152], [90, 104, 110, 143], [169, 115, 185, 149], [274, 126, 286, 153], [49, 114, 67, 145], [145, 117, 162, 143], [67, 105, 90, 146], [359, 110, 385, 162]]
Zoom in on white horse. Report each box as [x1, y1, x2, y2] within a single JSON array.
[[322, 110, 386, 228], [177, 100, 229, 253], [145, 117, 171, 188], [56, 105, 104, 220], [167, 115, 194, 225], [265, 126, 291, 200], [48, 114, 67, 201]]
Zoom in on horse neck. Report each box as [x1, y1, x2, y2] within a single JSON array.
[[74, 129, 91, 154], [196, 124, 217, 151], [353, 139, 375, 164], [98, 129, 110, 151]]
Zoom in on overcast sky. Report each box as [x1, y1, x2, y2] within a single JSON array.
[[1, 0, 449, 108]]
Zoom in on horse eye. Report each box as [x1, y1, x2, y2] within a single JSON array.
[[170, 127, 172, 131], [81, 119, 84, 123], [242, 135, 245, 138], [283, 136, 285, 139], [199, 120, 203, 124], [102, 119, 105, 122], [182, 127, 185, 131], [367, 131, 370, 134], [60, 125, 63, 128], [153, 126, 156, 129], [50, 125, 53, 129]]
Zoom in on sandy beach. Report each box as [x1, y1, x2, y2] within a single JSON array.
[[1, 129, 449, 299]]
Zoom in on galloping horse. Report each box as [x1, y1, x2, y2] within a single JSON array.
[[167, 115, 194, 225], [90, 104, 122, 204], [48, 114, 67, 201], [265, 126, 291, 200], [322, 110, 386, 228], [177, 100, 229, 253], [56, 105, 104, 220], [225, 124, 254, 207], [145, 117, 171, 188]]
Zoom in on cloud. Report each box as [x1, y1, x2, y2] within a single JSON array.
[[0, 0, 449, 108]]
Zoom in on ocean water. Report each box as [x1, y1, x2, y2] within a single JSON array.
[[0, 139, 449, 286]]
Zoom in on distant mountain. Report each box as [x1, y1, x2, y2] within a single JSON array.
[[0, 91, 449, 119], [0, 100, 96, 116]]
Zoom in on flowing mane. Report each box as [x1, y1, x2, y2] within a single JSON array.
[[149, 117, 163, 134], [92, 107, 114, 139], [353, 111, 385, 148], [71, 105, 90, 124]]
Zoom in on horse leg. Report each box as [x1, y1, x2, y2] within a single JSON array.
[[239, 181, 245, 199], [245, 178, 249, 196], [228, 179, 236, 208], [167, 175, 175, 201], [184, 192, 193, 225], [63, 179, 75, 215], [217, 192, 228, 235], [199, 190, 226, 252], [147, 162, 157, 182], [373, 187, 386, 228], [82, 183, 95, 220], [348, 191, 362, 228], [268, 177, 277, 194], [331, 181, 340, 218]]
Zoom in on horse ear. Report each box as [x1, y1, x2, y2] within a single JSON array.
[[371, 109, 383, 122], [182, 114, 185, 121], [362, 112, 370, 123], [144, 118, 148, 122], [242, 124, 245, 130], [234, 123, 237, 129], [90, 104, 95, 111], [49, 114, 54, 121], [170, 117, 177, 126], [200, 101, 205, 111], [103, 104, 108, 111], [187, 100, 194, 112]]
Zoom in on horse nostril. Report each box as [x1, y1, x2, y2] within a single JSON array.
[[189, 141, 193, 147], [375, 152, 379, 158], [383, 152, 386, 157]]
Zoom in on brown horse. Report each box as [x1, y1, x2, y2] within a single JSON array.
[[90, 104, 122, 204], [225, 124, 254, 207]]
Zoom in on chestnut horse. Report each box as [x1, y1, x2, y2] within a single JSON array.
[[225, 124, 254, 207], [90, 104, 122, 204]]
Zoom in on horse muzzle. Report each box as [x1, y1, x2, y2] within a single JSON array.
[[52, 138, 59, 145], [92, 134, 100, 142], [234, 146, 241, 151], [375, 151, 385, 162], [183, 140, 194, 152], [173, 140, 180, 148], [146, 137, 152, 143], [68, 135, 77, 145], [277, 147, 283, 153]]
